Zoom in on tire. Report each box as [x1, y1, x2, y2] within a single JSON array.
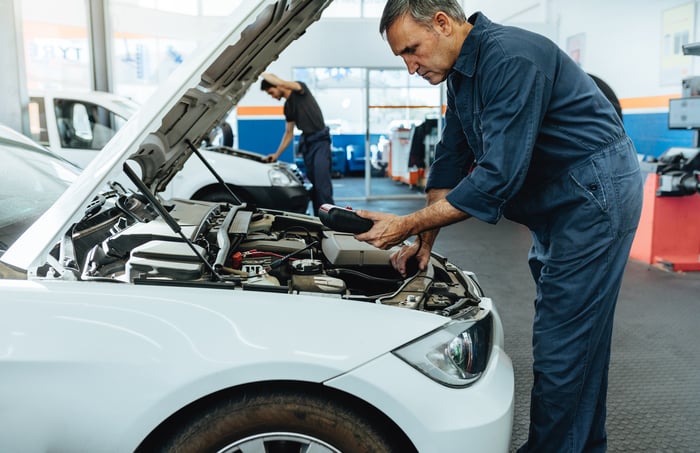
[[219, 122, 234, 147], [159, 390, 400, 453], [202, 122, 234, 147]]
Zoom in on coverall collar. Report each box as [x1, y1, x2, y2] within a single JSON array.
[[452, 12, 491, 78]]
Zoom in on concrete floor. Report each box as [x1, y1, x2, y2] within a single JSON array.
[[334, 175, 700, 452]]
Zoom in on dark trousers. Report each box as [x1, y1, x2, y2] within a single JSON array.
[[300, 127, 334, 215], [515, 137, 643, 452]]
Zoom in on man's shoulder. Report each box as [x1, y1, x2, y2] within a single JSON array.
[[295, 81, 309, 95]]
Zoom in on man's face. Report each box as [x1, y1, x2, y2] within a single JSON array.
[[386, 13, 455, 85], [265, 87, 284, 100]]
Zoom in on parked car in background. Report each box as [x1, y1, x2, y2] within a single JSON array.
[[1, 1, 514, 452], [27, 90, 310, 213], [28, 90, 139, 163]]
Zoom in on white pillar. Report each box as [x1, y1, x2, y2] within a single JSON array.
[[0, 0, 29, 133], [87, 0, 111, 92]]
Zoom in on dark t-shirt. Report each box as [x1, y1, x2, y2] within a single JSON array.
[[283, 81, 326, 135]]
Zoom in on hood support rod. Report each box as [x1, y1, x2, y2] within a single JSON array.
[[185, 138, 243, 205]]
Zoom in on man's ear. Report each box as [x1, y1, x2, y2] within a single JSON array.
[[433, 11, 452, 35]]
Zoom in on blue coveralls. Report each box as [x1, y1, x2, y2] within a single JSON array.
[[283, 82, 335, 215], [299, 126, 334, 215], [426, 12, 644, 452]]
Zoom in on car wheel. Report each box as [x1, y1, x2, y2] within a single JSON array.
[[219, 121, 234, 147], [202, 122, 235, 148], [159, 390, 400, 453]]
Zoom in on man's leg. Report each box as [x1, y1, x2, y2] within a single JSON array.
[[519, 143, 643, 452], [304, 139, 334, 215], [521, 229, 629, 452]]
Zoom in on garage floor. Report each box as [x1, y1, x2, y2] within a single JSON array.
[[334, 176, 700, 452]]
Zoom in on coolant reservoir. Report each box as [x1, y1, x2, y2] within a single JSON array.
[[290, 259, 346, 294]]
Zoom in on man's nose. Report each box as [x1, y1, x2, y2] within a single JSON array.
[[402, 57, 418, 75]]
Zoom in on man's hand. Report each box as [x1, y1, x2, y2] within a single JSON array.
[[261, 72, 283, 86], [353, 210, 411, 250], [353, 195, 470, 276], [261, 73, 301, 92], [352, 209, 432, 276], [390, 239, 432, 277], [263, 153, 278, 163]]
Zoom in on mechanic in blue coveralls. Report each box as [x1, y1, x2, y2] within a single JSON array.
[[260, 72, 335, 215], [354, 1, 644, 452]]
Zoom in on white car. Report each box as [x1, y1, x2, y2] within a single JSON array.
[[0, 1, 514, 452], [27, 90, 311, 213]]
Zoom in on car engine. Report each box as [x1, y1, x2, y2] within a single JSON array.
[[45, 190, 482, 316]]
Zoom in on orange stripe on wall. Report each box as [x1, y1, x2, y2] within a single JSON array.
[[238, 94, 681, 117], [237, 106, 284, 116], [367, 105, 441, 109], [620, 94, 680, 109], [24, 22, 87, 39]]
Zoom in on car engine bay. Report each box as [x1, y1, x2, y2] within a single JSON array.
[[40, 185, 483, 316]]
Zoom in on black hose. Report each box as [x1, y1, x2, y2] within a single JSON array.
[[326, 267, 403, 284]]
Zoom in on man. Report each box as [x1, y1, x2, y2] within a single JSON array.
[[260, 72, 334, 215], [354, 1, 643, 452]]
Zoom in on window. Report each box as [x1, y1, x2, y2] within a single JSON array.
[[108, 0, 236, 102], [293, 67, 441, 185], [322, 1, 473, 18], [28, 97, 49, 146], [20, 0, 90, 91], [322, 0, 385, 18], [54, 99, 129, 150]]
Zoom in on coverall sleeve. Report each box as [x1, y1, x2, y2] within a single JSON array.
[[425, 85, 474, 191], [445, 56, 549, 224]]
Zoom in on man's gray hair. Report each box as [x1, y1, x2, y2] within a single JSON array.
[[379, 0, 467, 36]]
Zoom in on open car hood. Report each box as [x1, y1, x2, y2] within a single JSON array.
[[131, 0, 333, 193], [3, 0, 332, 271]]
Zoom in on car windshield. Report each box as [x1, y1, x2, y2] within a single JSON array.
[[0, 137, 78, 256]]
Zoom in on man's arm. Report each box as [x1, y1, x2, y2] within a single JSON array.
[[413, 188, 454, 250], [261, 72, 302, 92], [355, 189, 469, 275], [356, 188, 470, 250], [389, 189, 453, 275], [265, 121, 295, 162]]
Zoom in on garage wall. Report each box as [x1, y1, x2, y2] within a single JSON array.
[[9, 0, 696, 158], [241, 0, 698, 104], [238, 0, 700, 158], [551, 0, 699, 156], [552, 0, 697, 99]]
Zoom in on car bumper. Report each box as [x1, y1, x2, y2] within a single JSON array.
[[325, 345, 514, 453], [243, 185, 311, 213]]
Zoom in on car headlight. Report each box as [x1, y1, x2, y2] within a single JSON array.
[[393, 311, 492, 387], [268, 167, 296, 186]]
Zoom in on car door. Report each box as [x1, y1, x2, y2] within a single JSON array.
[[29, 95, 130, 168]]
